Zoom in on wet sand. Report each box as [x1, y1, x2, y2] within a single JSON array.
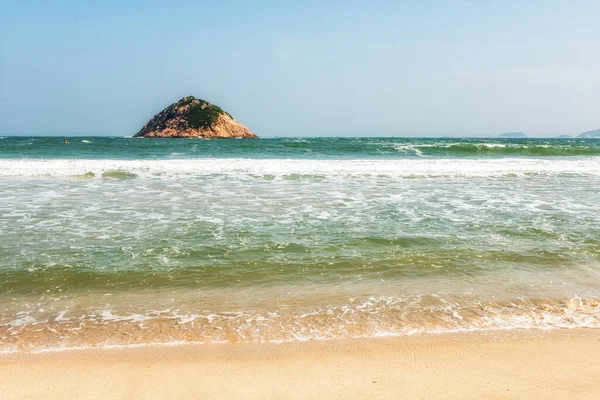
[[1, 329, 599, 399]]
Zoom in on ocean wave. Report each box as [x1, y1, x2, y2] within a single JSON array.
[[1, 295, 598, 352], [410, 142, 600, 157], [0, 157, 600, 179], [2, 137, 600, 159]]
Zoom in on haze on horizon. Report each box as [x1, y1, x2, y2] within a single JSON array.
[[1, 0, 599, 137]]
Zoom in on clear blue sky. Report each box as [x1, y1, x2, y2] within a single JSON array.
[[1, 0, 599, 137]]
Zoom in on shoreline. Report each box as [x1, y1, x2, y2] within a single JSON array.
[[0, 324, 597, 355], [2, 294, 598, 352], [1, 329, 599, 399]]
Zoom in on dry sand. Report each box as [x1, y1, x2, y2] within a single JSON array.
[[1, 329, 599, 399]]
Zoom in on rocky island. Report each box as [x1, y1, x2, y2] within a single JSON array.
[[135, 96, 257, 138], [578, 129, 600, 138]]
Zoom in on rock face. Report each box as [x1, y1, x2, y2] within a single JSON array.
[[135, 96, 257, 138]]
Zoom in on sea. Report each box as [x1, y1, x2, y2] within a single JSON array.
[[0, 136, 599, 352]]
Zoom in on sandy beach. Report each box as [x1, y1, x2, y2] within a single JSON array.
[[1, 329, 599, 399]]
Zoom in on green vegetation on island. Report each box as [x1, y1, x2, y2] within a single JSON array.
[[187, 100, 232, 129]]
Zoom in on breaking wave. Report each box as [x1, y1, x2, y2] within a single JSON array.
[[1, 295, 598, 352], [1, 157, 600, 179]]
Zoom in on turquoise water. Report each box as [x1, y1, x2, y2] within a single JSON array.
[[1, 137, 599, 351], [2, 136, 600, 159]]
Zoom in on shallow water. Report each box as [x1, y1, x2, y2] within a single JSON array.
[[0, 137, 599, 351]]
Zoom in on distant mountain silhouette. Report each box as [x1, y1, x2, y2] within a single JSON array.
[[499, 132, 527, 138], [577, 129, 600, 138]]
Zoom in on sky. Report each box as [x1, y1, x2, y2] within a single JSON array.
[[1, 0, 599, 137]]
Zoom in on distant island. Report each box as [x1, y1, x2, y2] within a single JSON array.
[[135, 96, 257, 138], [577, 129, 600, 138], [556, 135, 572, 139], [499, 132, 527, 138]]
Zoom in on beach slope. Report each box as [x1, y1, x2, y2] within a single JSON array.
[[1, 330, 599, 399]]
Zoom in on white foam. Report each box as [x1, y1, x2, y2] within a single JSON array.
[[2, 296, 599, 354], [0, 157, 599, 179]]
